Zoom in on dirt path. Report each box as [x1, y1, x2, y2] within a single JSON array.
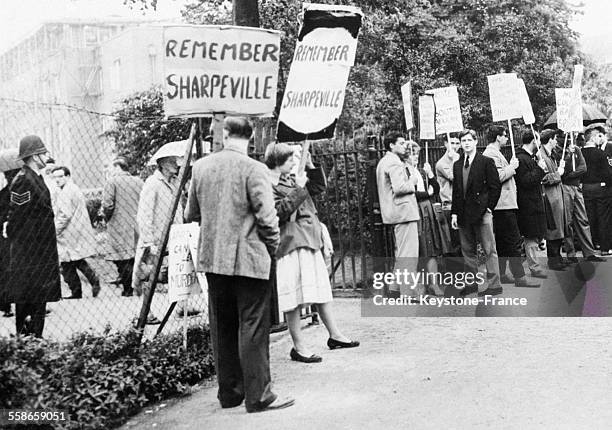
[[120, 298, 612, 430]]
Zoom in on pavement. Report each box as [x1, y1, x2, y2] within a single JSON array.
[[120, 296, 612, 430]]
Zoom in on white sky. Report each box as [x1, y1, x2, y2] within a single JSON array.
[[0, 0, 609, 55]]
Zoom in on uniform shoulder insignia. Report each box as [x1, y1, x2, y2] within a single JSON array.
[[10, 191, 31, 205]]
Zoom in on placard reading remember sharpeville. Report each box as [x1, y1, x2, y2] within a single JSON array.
[[163, 25, 281, 118]]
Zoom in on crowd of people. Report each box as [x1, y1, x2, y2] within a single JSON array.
[[376, 123, 610, 298]]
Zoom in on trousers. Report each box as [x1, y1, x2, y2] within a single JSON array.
[[206, 273, 276, 412], [458, 211, 501, 289], [60, 259, 100, 296], [492, 209, 525, 279], [562, 185, 596, 258], [391, 221, 419, 294], [15, 302, 47, 337]]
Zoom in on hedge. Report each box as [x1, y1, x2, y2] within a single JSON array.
[[0, 324, 215, 429]]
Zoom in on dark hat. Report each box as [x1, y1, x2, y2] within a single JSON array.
[[18, 135, 47, 160], [584, 123, 606, 135]]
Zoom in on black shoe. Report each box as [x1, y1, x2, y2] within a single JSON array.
[[327, 338, 360, 350], [64, 294, 82, 300], [290, 348, 322, 363], [247, 395, 295, 413], [500, 275, 515, 284], [548, 263, 566, 271], [567, 257, 579, 264], [459, 284, 478, 296], [530, 270, 548, 279], [92, 284, 101, 298], [121, 289, 134, 297], [478, 286, 503, 297], [145, 316, 161, 325], [2, 311, 14, 318], [515, 278, 540, 288], [586, 255, 606, 262]]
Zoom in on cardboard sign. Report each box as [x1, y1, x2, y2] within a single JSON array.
[[487, 73, 522, 122], [426, 86, 463, 135], [517, 78, 535, 125], [168, 223, 205, 302], [418, 95, 436, 140], [572, 65, 584, 89], [401, 81, 414, 130], [163, 25, 281, 118], [555, 88, 583, 132], [277, 3, 363, 142]]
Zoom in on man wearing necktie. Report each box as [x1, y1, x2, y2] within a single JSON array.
[[450, 129, 502, 296]]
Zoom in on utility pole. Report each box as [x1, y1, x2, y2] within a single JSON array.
[[233, 0, 260, 27]]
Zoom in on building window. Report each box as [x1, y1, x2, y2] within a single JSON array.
[[110, 59, 121, 91]]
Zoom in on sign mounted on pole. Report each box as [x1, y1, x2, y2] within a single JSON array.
[[277, 3, 363, 142], [555, 88, 583, 132], [401, 81, 414, 131], [487, 73, 522, 122], [517, 78, 535, 125], [572, 64, 584, 89], [426, 86, 463, 135], [162, 25, 281, 118], [418, 95, 436, 140]]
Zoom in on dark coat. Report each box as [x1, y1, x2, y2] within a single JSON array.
[[5, 166, 61, 303], [515, 147, 547, 239], [451, 152, 501, 227], [273, 166, 326, 259], [0, 185, 10, 304]]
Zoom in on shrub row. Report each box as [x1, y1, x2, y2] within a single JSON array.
[[0, 324, 215, 429]]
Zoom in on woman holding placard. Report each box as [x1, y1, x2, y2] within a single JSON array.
[[265, 142, 359, 364]]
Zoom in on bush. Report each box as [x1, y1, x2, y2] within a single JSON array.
[[0, 324, 215, 429]]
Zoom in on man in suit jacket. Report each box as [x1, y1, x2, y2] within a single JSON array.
[[185, 117, 293, 413], [451, 129, 502, 295], [376, 132, 420, 295]]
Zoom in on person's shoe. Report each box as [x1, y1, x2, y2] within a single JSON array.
[[459, 284, 478, 296], [121, 289, 134, 297], [548, 263, 566, 271], [290, 348, 322, 363], [560, 258, 572, 266], [64, 294, 82, 300], [478, 286, 503, 297], [327, 338, 360, 350], [586, 255, 606, 262], [247, 395, 295, 413], [92, 284, 101, 298], [530, 270, 548, 279], [515, 277, 540, 288], [2, 311, 14, 318], [567, 256, 579, 264], [175, 309, 202, 318], [601, 250, 612, 256], [500, 274, 515, 284]]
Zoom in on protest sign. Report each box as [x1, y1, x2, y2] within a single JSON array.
[[517, 78, 535, 125], [426, 86, 463, 135], [277, 3, 363, 142], [487, 73, 522, 122], [418, 95, 436, 140], [162, 25, 281, 118], [168, 223, 204, 303], [572, 65, 584, 89], [555, 88, 583, 132], [401, 81, 414, 130]]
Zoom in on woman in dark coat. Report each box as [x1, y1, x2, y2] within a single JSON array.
[[4, 136, 61, 337], [265, 142, 358, 364]]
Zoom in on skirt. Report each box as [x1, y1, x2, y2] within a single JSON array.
[[276, 247, 333, 313]]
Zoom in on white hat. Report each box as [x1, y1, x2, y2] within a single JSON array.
[[147, 140, 196, 167]]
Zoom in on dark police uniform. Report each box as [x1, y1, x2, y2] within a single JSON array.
[[5, 165, 61, 337]]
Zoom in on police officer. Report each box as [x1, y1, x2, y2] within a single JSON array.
[[2, 136, 61, 337]]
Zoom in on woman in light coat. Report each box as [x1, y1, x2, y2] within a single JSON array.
[[265, 142, 359, 364]]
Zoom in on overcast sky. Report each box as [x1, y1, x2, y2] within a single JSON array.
[[0, 0, 610, 55]]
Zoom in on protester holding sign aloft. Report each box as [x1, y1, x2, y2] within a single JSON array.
[[265, 142, 358, 364], [483, 125, 539, 288]]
